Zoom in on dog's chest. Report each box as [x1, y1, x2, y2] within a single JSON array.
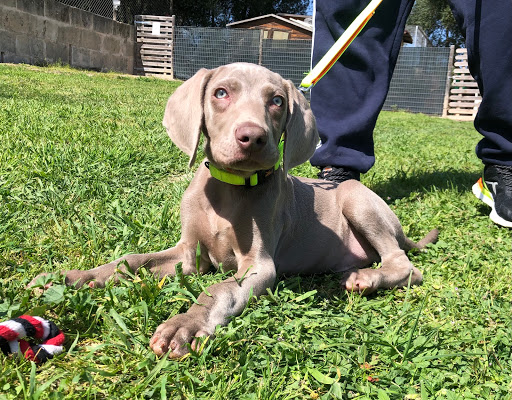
[[183, 171, 283, 271], [204, 215, 237, 268], [197, 205, 255, 271]]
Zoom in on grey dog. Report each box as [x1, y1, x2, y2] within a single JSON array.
[[30, 63, 438, 358]]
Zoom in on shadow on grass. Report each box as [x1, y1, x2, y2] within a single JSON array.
[[366, 169, 481, 201]]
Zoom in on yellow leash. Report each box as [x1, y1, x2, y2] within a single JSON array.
[[299, 0, 384, 91]]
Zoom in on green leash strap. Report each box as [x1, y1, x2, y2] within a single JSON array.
[[299, 0, 383, 91]]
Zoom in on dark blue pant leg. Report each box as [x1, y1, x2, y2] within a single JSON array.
[[449, 0, 512, 166], [310, 0, 414, 173]]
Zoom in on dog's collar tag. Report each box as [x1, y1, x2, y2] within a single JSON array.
[[205, 135, 284, 187]]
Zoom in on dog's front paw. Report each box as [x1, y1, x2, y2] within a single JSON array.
[[26, 272, 58, 290], [27, 269, 104, 290], [150, 313, 212, 359], [62, 269, 109, 288]]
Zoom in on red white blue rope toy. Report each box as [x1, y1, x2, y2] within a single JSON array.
[[0, 315, 65, 363]]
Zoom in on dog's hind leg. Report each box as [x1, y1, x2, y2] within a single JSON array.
[[339, 185, 423, 295], [341, 249, 421, 295]]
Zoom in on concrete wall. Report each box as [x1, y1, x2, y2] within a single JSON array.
[[0, 0, 134, 73]]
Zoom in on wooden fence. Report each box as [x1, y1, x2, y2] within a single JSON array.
[[134, 15, 175, 79], [444, 48, 482, 121]]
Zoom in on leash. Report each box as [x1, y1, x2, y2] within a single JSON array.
[[206, 0, 383, 185], [0, 315, 65, 363], [299, 0, 383, 92]]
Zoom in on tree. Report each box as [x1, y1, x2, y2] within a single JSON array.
[[229, 0, 310, 22], [118, 0, 170, 24], [118, 0, 309, 26], [407, 0, 465, 47]]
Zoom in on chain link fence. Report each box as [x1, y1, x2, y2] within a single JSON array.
[[58, 0, 115, 20], [57, 0, 143, 23]]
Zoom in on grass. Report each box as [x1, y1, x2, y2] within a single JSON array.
[[1, 63, 511, 399]]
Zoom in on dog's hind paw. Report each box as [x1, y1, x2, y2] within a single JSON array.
[[341, 270, 378, 295]]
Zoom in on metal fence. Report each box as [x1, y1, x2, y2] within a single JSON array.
[[58, 0, 115, 19], [173, 27, 452, 116], [174, 27, 261, 79], [173, 27, 312, 88], [57, 0, 135, 23], [260, 39, 312, 88], [383, 46, 453, 115]]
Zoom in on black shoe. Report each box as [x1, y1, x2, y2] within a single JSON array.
[[317, 166, 360, 183], [472, 164, 512, 228]]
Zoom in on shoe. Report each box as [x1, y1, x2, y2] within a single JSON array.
[[317, 166, 360, 183], [472, 165, 512, 228]]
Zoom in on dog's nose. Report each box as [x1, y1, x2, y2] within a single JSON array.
[[235, 123, 268, 152]]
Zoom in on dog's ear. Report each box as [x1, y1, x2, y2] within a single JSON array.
[[283, 80, 319, 173], [162, 68, 213, 167]]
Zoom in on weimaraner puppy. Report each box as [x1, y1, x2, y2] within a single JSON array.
[[30, 63, 437, 358]]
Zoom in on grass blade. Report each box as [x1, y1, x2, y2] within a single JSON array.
[[402, 294, 428, 363]]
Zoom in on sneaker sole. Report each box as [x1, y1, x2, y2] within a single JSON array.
[[472, 178, 512, 228]]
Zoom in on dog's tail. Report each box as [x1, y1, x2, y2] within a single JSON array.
[[404, 228, 439, 251]]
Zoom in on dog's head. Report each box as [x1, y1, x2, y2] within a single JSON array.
[[162, 63, 318, 176]]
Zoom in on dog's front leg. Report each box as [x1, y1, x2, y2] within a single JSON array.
[[150, 257, 276, 359], [27, 241, 201, 289]]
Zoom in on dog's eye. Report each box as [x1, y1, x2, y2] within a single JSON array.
[[272, 96, 283, 107], [214, 89, 228, 99]]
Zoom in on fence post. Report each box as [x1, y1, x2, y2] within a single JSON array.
[[442, 45, 455, 118], [133, 15, 139, 75], [258, 30, 264, 66], [170, 15, 176, 80]]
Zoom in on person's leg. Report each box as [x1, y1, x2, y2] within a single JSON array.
[[449, 0, 512, 226], [310, 0, 414, 177], [448, 0, 512, 166]]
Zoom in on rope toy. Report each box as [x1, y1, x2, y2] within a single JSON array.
[[0, 315, 65, 363]]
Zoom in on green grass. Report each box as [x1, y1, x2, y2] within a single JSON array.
[[1, 64, 511, 399]]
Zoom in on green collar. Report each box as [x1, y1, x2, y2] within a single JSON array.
[[205, 136, 284, 187]]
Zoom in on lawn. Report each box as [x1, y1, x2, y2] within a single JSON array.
[[1, 64, 511, 399]]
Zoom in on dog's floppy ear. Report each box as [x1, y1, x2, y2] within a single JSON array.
[[282, 80, 319, 173], [162, 68, 213, 167]]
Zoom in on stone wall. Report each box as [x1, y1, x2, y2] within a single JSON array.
[[0, 0, 134, 73]]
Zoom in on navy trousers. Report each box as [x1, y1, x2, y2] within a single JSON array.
[[310, 0, 512, 173]]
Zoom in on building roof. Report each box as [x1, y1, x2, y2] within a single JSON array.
[[228, 15, 422, 46], [227, 14, 313, 32]]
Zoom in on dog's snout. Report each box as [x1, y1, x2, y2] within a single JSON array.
[[235, 123, 268, 152]]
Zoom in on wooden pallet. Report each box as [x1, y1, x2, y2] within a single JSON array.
[[446, 48, 481, 121], [134, 15, 175, 79]]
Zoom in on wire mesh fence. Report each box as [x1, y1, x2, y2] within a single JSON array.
[[57, 0, 143, 23], [173, 27, 261, 79], [383, 46, 453, 115], [53, 1, 454, 116], [173, 27, 312, 88], [173, 27, 452, 116], [260, 39, 312, 88], [58, 0, 115, 20]]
